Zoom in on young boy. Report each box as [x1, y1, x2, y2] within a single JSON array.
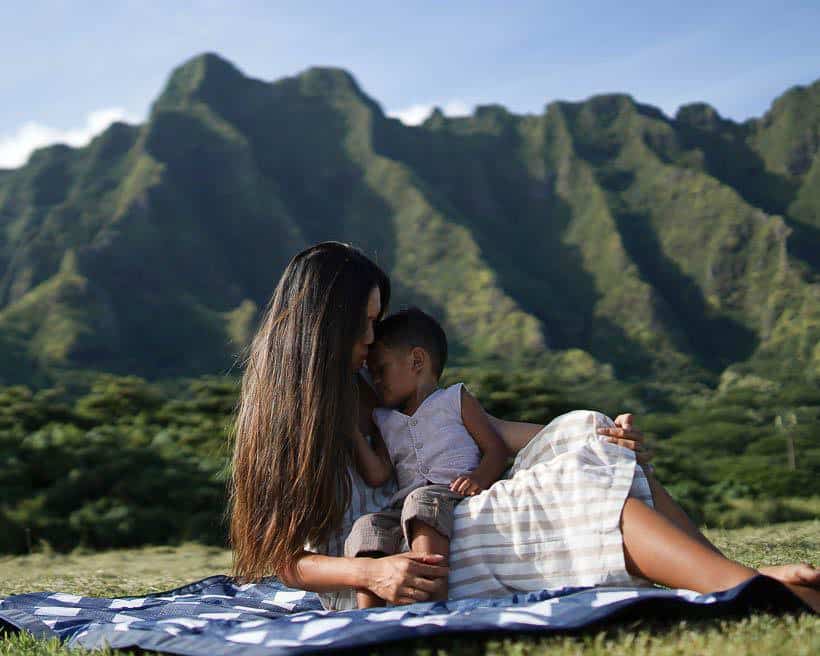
[[346, 307, 510, 607]]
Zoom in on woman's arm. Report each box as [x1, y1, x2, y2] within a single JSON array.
[[279, 550, 374, 592], [487, 411, 649, 457], [486, 415, 544, 454], [279, 549, 449, 604]]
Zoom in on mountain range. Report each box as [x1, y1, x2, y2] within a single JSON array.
[[0, 53, 817, 386]]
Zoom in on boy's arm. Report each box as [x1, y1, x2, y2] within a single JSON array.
[[351, 423, 394, 487], [454, 388, 511, 493]]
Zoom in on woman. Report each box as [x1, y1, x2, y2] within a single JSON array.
[[226, 242, 819, 611]]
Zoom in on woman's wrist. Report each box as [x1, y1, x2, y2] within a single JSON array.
[[354, 556, 377, 592]]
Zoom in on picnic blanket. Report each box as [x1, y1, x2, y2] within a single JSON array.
[[0, 574, 809, 655]]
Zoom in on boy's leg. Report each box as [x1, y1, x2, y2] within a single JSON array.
[[356, 589, 386, 608], [355, 551, 388, 608], [344, 509, 403, 609], [409, 520, 450, 601], [401, 485, 461, 602]]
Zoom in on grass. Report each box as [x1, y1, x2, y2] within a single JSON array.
[[0, 522, 818, 655]]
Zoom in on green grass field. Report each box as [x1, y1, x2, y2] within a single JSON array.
[[1, 521, 818, 655]]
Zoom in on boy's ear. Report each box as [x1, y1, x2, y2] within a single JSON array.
[[410, 347, 426, 372]]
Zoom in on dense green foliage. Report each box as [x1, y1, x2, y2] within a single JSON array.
[[0, 369, 816, 555], [0, 374, 236, 553], [0, 53, 817, 387]]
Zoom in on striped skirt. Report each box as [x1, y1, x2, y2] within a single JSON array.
[[309, 410, 655, 610]]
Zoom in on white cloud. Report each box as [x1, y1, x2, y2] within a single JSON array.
[[388, 100, 472, 126], [0, 107, 140, 169]]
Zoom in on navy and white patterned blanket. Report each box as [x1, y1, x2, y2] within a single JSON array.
[[0, 575, 809, 655]]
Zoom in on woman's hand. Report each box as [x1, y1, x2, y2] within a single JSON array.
[[364, 552, 449, 605], [597, 413, 653, 464]]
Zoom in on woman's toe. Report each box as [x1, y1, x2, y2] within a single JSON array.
[[760, 564, 820, 587]]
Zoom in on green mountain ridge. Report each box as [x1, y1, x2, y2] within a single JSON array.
[[0, 52, 817, 386]]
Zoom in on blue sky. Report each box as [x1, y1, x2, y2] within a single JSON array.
[[1, 0, 818, 167]]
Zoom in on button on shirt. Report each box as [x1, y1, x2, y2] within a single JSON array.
[[373, 383, 481, 506]]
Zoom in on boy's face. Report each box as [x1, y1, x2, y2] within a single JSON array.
[[366, 342, 417, 408]]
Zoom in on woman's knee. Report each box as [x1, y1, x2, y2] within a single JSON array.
[[546, 409, 614, 430]]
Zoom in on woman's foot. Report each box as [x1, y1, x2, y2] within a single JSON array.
[[759, 564, 820, 613], [759, 563, 820, 587]]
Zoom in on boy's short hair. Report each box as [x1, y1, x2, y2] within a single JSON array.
[[373, 307, 448, 377]]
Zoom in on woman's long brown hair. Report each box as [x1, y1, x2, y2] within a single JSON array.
[[225, 242, 390, 583]]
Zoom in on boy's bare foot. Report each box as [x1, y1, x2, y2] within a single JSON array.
[[759, 563, 820, 587], [356, 589, 387, 609]]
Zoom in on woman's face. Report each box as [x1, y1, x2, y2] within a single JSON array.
[[351, 286, 381, 372]]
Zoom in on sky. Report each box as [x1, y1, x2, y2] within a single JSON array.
[[1, 0, 818, 168]]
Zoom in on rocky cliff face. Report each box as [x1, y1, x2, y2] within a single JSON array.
[[0, 53, 817, 385]]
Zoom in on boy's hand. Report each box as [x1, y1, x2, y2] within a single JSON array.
[[449, 475, 485, 496]]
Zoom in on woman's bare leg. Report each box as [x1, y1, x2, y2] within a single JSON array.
[[495, 412, 722, 556], [620, 498, 820, 611], [643, 468, 723, 555], [621, 497, 755, 590]]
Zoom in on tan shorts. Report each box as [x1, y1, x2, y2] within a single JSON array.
[[343, 484, 463, 557]]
